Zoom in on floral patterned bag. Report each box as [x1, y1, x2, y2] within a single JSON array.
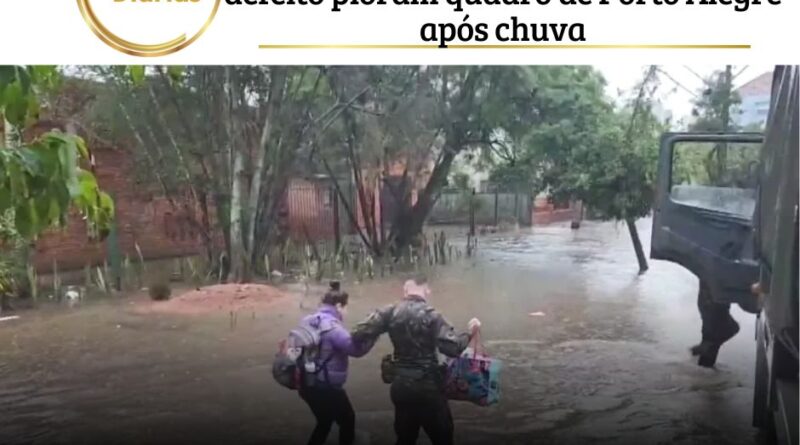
[[443, 331, 501, 406]]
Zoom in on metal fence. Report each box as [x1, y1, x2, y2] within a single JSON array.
[[285, 180, 344, 243], [429, 190, 533, 226], [284, 176, 382, 244], [284, 181, 535, 245]]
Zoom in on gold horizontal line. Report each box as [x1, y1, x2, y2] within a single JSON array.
[[260, 44, 437, 49], [259, 43, 751, 50]]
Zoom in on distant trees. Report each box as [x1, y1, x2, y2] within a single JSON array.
[[484, 66, 664, 272], [686, 66, 762, 188], [85, 66, 351, 282], [564, 66, 663, 273], [47, 65, 678, 279]]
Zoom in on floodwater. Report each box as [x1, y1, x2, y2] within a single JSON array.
[[0, 220, 765, 445]]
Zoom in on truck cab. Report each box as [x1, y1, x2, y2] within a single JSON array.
[[651, 66, 798, 444]]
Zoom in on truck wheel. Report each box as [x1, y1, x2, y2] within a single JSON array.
[[753, 333, 773, 430]]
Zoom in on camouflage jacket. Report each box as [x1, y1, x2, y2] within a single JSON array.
[[351, 295, 471, 370]]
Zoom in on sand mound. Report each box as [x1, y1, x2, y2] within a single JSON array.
[[134, 283, 288, 316]]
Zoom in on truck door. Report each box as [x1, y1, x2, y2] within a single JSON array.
[[651, 133, 764, 313]]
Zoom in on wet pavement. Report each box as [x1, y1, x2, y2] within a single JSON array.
[[0, 220, 766, 445]]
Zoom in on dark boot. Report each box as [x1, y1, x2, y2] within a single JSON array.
[[719, 317, 741, 343], [698, 343, 721, 368], [690, 342, 709, 356], [694, 281, 741, 368], [697, 318, 740, 368]]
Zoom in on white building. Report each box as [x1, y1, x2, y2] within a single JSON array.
[[734, 71, 773, 129]]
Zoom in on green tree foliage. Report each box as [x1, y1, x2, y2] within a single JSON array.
[[1, 66, 114, 240], [1, 66, 114, 304], [689, 67, 741, 132], [0, 131, 114, 239], [389, 66, 554, 249], [484, 66, 610, 195], [55, 65, 676, 276], [556, 67, 664, 272], [83, 66, 348, 281], [486, 66, 663, 272], [569, 96, 664, 222]]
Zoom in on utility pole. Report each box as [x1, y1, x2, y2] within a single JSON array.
[[717, 65, 734, 182], [721, 65, 733, 132]]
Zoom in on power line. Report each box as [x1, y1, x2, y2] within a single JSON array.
[[657, 68, 699, 99], [683, 65, 708, 84], [733, 65, 750, 82], [684, 65, 750, 87]]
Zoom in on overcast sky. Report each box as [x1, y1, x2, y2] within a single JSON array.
[[596, 65, 773, 125]]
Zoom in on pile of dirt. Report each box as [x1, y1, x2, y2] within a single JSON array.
[[133, 283, 288, 316]]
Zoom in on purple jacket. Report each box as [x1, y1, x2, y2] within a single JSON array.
[[310, 304, 368, 387]]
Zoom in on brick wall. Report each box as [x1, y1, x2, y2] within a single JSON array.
[[28, 123, 207, 273], [532, 198, 582, 225]]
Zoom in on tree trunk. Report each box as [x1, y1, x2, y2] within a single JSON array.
[[247, 68, 286, 258], [393, 147, 459, 250], [216, 192, 232, 280], [344, 111, 380, 253], [230, 149, 248, 282], [147, 84, 195, 189], [225, 67, 250, 283], [319, 155, 377, 256], [626, 217, 649, 273]]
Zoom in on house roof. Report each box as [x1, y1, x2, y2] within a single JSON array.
[[736, 71, 773, 97]]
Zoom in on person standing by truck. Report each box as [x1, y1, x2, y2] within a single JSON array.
[[690, 280, 741, 367]]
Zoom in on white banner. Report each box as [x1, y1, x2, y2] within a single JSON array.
[[0, 0, 797, 64]]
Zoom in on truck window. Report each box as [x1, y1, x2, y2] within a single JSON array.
[[670, 141, 762, 219]]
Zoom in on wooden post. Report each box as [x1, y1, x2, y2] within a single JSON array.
[[469, 188, 476, 237], [107, 193, 122, 291], [332, 187, 341, 252], [494, 188, 499, 226]]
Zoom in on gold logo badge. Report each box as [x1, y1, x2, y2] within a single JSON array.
[[77, 0, 221, 57]]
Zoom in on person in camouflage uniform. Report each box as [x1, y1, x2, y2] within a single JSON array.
[[351, 275, 480, 445], [691, 280, 740, 368]]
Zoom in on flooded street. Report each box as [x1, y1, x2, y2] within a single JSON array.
[[0, 220, 764, 445]]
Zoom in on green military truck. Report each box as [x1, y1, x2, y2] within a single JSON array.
[[651, 65, 798, 445]]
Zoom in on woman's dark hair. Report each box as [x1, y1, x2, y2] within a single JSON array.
[[322, 290, 349, 307]]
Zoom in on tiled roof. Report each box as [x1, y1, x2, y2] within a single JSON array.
[[736, 71, 773, 97]]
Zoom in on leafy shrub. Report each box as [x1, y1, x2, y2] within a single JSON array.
[[1, 211, 28, 308]]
